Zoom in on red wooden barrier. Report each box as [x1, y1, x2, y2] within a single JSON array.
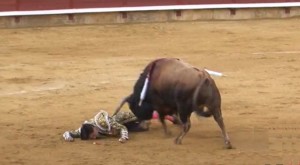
[[0, 0, 17, 11], [18, 0, 70, 11]]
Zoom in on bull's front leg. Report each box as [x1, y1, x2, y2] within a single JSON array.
[[174, 117, 191, 144], [174, 103, 191, 144], [158, 113, 172, 136]]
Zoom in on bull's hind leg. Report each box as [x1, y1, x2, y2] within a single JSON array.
[[212, 107, 232, 149]]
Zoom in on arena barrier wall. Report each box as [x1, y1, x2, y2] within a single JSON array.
[[0, 1, 300, 28]]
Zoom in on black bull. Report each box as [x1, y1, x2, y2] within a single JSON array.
[[113, 58, 232, 149]]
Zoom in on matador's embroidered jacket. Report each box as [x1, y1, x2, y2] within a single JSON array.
[[68, 110, 138, 140]]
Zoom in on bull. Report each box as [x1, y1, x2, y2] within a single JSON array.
[[113, 58, 232, 149]]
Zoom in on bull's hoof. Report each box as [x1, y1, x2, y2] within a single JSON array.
[[224, 142, 234, 149], [174, 138, 182, 145]]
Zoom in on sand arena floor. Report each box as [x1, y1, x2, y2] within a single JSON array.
[[0, 18, 300, 165]]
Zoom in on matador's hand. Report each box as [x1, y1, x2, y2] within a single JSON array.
[[118, 137, 128, 143], [63, 131, 74, 142]]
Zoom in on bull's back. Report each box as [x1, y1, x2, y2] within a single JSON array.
[[150, 58, 206, 89]]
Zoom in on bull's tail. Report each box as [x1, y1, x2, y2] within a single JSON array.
[[192, 77, 212, 117], [112, 95, 130, 117]]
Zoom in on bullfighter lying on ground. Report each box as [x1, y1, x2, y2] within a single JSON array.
[[62, 110, 178, 143]]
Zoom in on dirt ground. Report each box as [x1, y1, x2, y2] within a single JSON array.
[[0, 18, 299, 165]]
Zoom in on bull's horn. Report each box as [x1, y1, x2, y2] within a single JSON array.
[[112, 96, 130, 116]]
